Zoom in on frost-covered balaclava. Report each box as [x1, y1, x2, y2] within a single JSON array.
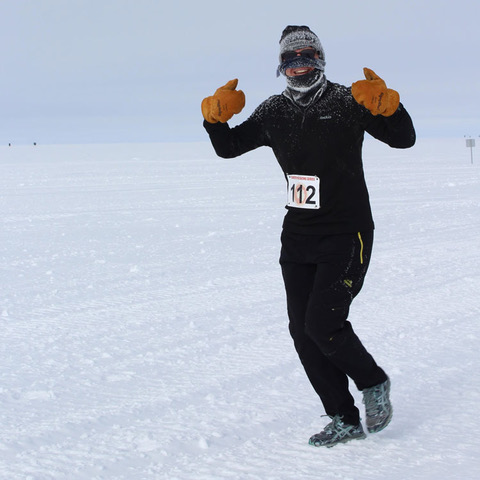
[[277, 26, 327, 106]]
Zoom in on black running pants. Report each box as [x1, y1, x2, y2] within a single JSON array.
[[280, 230, 387, 425]]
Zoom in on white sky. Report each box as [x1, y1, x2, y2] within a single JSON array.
[[0, 0, 478, 144]]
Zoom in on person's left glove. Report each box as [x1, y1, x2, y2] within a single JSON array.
[[201, 79, 246, 123], [351, 68, 400, 117]]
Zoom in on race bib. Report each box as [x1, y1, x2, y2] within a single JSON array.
[[286, 174, 320, 209]]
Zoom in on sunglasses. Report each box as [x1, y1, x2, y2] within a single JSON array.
[[281, 48, 318, 62]]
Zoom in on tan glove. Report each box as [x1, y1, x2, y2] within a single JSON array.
[[351, 68, 400, 117], [201, 79, 245, 123]]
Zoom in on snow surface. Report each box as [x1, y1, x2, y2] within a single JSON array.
[[1, 138, 479, 479]]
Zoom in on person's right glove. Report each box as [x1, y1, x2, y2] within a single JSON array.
[[201, 79, 245, 123], [351, 68, 400, 116]]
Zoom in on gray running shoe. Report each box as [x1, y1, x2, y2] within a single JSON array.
[[362, 378, 392, 433], [309, 415, 366, 448]]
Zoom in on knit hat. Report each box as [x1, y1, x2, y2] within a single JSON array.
[[279, 25, 325, 66]]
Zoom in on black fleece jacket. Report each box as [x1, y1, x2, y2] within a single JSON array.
[[204, 80, 416, 235]]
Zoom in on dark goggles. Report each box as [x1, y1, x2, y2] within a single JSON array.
[[281, 48, 318, 62]]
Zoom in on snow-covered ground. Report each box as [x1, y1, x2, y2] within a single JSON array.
[[1, 137, 479, 480]]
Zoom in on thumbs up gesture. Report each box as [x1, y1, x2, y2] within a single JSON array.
[[201, 79, 246, 123], [351, 68, 400, 117]]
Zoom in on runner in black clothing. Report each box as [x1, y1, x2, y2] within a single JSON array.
[[201, 25, 415, 447]]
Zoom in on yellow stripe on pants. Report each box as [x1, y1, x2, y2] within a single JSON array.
[[357, 232, 364, 265]]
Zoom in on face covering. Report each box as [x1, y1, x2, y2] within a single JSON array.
[[283, 69, 327, 107]]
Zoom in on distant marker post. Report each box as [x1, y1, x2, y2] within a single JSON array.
[[466, 138, 475, 164]]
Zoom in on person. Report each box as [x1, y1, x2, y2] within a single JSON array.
[[201, 25, 415, 448]]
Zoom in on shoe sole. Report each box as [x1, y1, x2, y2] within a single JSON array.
[[309, 432, 367, 448]]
